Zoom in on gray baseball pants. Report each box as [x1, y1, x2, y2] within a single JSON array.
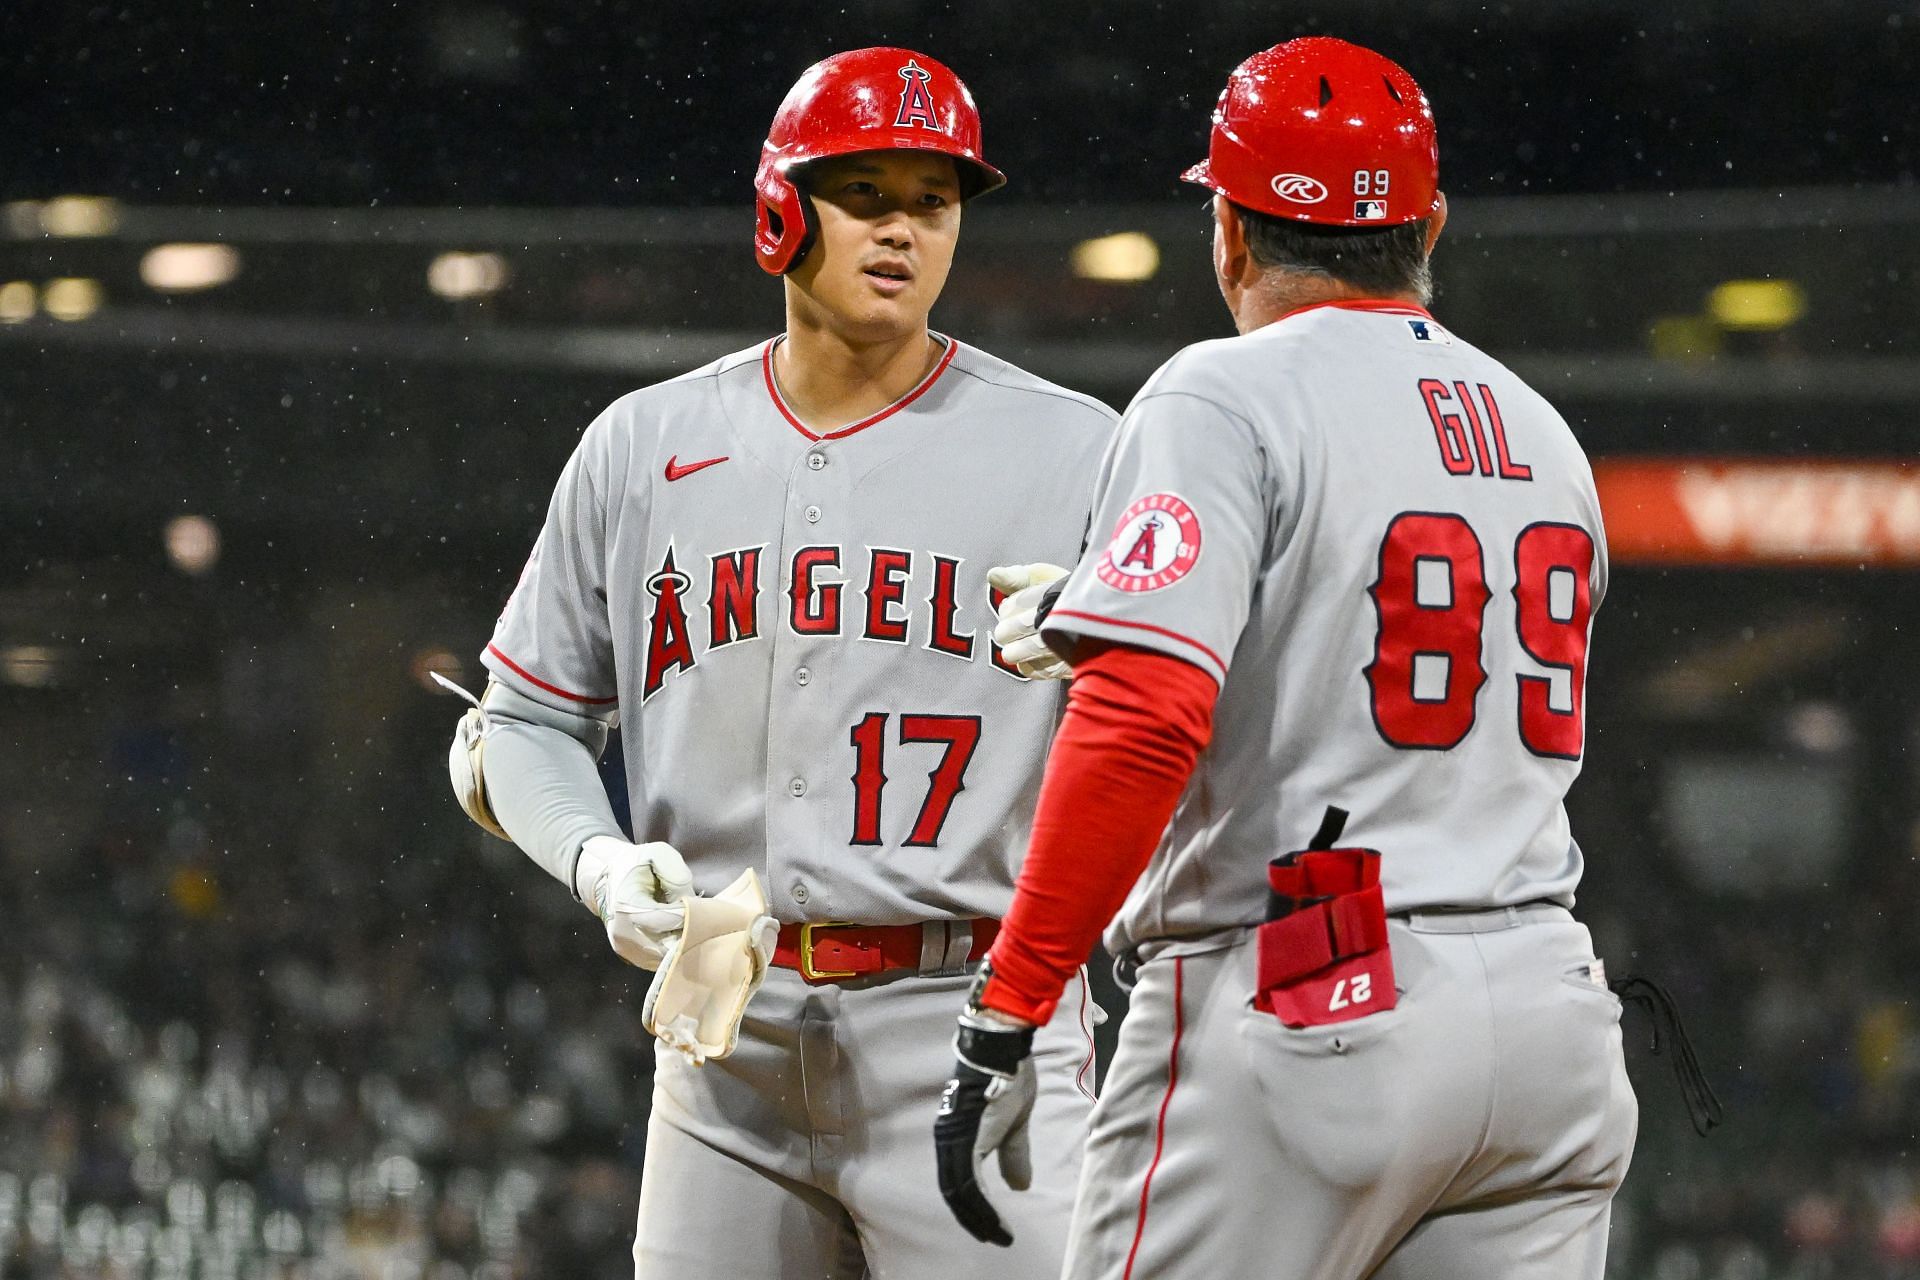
[[1064, 905, 1637, 1280], [633, 962, 1097, 1278]]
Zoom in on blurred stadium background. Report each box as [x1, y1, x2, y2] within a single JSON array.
[[3, 2, 1918, 1277]]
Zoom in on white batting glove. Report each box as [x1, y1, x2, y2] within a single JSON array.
[[574, 835, 695, 971], [987, 563, 1072, 681]]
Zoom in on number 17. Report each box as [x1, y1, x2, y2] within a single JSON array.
[[849, 712, 983, 847]]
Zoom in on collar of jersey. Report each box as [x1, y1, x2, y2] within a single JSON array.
[[761, 333, 958, 443], [1279, 298, 1436, 323]]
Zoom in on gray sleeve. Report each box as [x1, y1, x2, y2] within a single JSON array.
[[482, 412, 621, 712], [1041, 390, 1273, 686], [1587, 474, 1611, 609], [475, 681, 625, 897]]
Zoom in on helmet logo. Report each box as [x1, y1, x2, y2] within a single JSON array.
[[1270, 174, 1329, 204], [894, 60, 941, 130]]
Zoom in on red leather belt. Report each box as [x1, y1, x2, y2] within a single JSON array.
[[772, 919, 999, 984]]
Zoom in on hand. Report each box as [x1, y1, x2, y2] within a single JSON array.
[[574, 835, 695, 970], [987, 563, 1072, 681], [934, 1005, 1040, 1247]]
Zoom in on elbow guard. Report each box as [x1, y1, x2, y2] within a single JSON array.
[[438, 676, 613, 841], [448, 701, 512, 840]]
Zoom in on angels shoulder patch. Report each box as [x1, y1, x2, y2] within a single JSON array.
[[1096, 492, 1203, 593]]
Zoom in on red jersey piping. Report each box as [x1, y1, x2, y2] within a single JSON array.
[[1123, 956, 1184, 1280], [1075, 972, 1097, 1101], [761, 335, 959, 442], [1280, 297, 1435, 322], [485, 643, 618, 705], [1046, 609, 1228, 680]]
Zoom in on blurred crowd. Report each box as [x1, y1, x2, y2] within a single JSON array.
[[1, 634, 1917, 1280], [1, 659, 656, 1279], [1577, 826, 1920, 1280]]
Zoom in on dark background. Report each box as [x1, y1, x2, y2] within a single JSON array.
[[6, 1, 1917, 205], [3, 3, 1919, 1278]]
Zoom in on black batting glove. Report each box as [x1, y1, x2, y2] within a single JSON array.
[[935, 995, 1039, 1247]]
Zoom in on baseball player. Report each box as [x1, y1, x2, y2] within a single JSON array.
[[935, 38, 1642, 1278], [445, 48, 1114, 1279]]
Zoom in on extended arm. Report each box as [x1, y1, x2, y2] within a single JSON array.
[[935, 641, 1217, 1246], [979, 642, 1219, 1022]]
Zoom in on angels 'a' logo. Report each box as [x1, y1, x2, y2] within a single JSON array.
[[894, 60, 940, 130], [643, 548, 696, 699], [1097, 493, 1202, 593]]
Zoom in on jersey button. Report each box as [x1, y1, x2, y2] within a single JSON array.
[[788, 777, 807, 797], [804, 505, 822, 524], [795, 667, 811, 686], [806, 452, 827, 471], [791, 883, 810, 904]]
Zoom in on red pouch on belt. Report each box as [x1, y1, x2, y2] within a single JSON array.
[[1254, 847, 1397, 1028]]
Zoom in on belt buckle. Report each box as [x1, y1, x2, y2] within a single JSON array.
[[799, 921, 859, 982]]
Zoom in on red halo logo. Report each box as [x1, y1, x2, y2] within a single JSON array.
[[1096, 493, 1203, 593]]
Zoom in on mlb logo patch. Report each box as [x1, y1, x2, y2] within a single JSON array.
[[1406, 319, 1452, 344], [1353, 200, 1388, 221]]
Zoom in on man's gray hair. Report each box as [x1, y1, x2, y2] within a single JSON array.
[[1237, 205, 1433, 304]]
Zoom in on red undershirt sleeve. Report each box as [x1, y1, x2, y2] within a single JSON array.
[[979, 641, 1220, 1024]]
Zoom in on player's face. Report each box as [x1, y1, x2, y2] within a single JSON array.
[[789, 152, 962, 340]]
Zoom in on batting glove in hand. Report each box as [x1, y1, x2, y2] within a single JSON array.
[[935, 1005, 1039, 1247], [987, 563, 1072, 681], [574, 835, 694, 971]]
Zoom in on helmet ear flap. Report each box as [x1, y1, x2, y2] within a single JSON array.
[[753, 166, 819, 276]]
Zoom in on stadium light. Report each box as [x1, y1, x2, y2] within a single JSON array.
[[411, 647, 466, 691], [141, 244, 243, 292], [1648, 314, 1723, 360], [165, 515, 222, 576], [0, 646, 59, 688], [42, 278, 102, 321], [38, 196, 121, 237], [1707, 279, 1806, 331], [1071, 232, 1160, 283], [0, 281, 34, 323], [428, 251, 510, 300]]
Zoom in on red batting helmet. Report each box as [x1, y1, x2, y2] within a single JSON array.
[[1183, 37, 1439, 228], [753, 47, 1007, 275]]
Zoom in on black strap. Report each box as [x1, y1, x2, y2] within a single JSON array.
[[1609, 975, 1725, 1137], [1266, 807, 1354, 921], [1031, 577, 1069, 628], [1307, 805, 1349, 851]]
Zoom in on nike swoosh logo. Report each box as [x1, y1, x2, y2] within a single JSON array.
[[664, 454, 729, 482]]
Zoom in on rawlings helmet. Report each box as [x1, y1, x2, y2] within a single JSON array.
[[754, 47, 1007, 275], [1183, 37, 1439, 228]]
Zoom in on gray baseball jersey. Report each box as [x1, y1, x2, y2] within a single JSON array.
[[1041, 300, 1634, 1280], [484, 334, 1116, 924], [485, 335, 1113, 1279], [1041, 299, 1608, 954]]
